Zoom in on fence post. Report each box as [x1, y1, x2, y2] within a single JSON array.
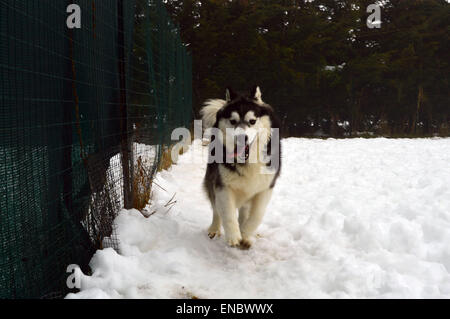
[[118, 0, 133, 209]]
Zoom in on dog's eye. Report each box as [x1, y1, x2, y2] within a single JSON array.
[[249, 119, 256, 125], [230, 119, 237, 125]]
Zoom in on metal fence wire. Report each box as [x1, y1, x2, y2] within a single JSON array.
[[0, 0, 192, 298]]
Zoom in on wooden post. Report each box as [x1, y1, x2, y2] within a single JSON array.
[[118, 0, 133, 209]]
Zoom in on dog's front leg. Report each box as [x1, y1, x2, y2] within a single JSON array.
[[215, 188, 241, 247], [208, 205, 222, 239], [240, 188, 273, 248]]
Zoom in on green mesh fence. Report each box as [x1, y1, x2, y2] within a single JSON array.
[[0, 0, 192, 298]]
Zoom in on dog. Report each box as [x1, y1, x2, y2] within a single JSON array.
[[200, 86, 281, 249]]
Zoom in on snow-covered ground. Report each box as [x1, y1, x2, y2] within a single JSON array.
[[66, 138, 450, 299]]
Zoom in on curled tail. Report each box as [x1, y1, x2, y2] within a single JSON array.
[[200, 99, 226, 130]]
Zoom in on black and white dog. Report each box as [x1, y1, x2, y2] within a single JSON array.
[[200, 86, 281, 249]]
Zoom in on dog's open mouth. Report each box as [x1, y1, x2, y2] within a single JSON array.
[[228, 138, 256, 163], [226, 132, 256, 163], [233, 143, 250, 161]]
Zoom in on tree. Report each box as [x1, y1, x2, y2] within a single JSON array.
[[162, 0, 449, 137]]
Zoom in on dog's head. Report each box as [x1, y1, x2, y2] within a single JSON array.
[[212, 86, 273, 164]]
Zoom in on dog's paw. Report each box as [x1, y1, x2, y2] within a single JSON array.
[[208, 228, 221, 239], [226, 235, 242, 247], [239, 238, 252, 250], [207, 224, 221, 239]]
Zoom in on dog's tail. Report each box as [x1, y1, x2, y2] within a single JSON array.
[[200, 99, 226, 130]]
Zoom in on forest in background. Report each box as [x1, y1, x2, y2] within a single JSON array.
[[160, 0, 449, 137]]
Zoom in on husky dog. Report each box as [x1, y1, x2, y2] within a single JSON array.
[[200, 86, 281, 249]]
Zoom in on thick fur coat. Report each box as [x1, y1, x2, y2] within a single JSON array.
[[201, 86, 281, 249]]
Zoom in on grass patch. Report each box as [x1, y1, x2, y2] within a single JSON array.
[[132, 156, 153, 211], [132, 141, 189, 211], [158, 145, 175, 172]]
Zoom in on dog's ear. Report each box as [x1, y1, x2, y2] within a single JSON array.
[[250, 85, 263, 103], [225, 87, 237, 102]]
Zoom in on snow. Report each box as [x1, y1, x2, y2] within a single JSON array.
[[66, 138, 450, 299], [324, 63, 346, 71]]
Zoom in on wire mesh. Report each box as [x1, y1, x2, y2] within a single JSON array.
[[0, 0, 192, 298]]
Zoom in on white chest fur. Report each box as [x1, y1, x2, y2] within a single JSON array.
[[218, 162, 275, 207]]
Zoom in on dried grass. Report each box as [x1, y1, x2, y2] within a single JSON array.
[[132, 156, 153, 211], [132, 141, 188, 211], [158, 145, 175, 172]]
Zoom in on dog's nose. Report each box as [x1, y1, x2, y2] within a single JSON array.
[[235, 134, 248, 146]]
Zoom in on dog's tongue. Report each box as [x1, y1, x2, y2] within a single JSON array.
[[226, 145, 248, 161]]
